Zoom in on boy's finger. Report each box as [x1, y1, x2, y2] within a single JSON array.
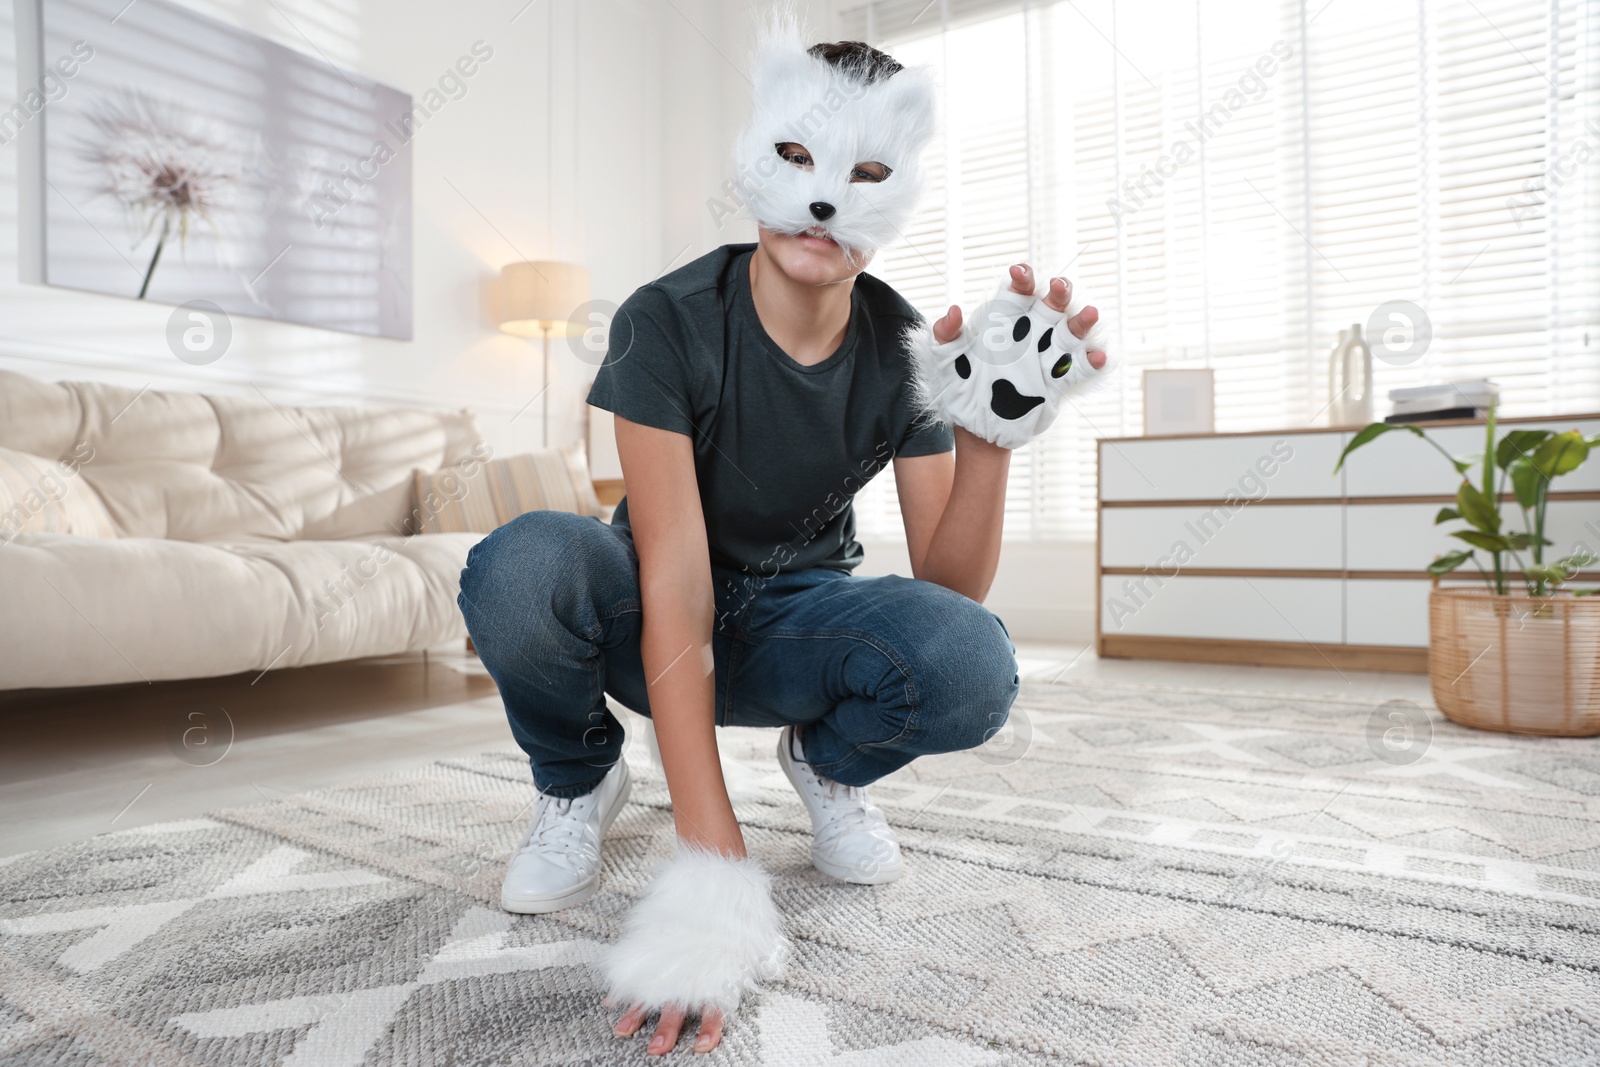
[[1009, 263, 1035, 295], [648, 1006, 686, 1056], [1042, 276, 1073, 313], [1088, 349, 1108, 370], [1067, 305, 1098, 340], [932, 304, 963, 345], [694, 1008, 726, 1053], [613, 1004, 648, 1038]]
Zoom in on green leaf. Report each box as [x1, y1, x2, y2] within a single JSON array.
[[1427, 549, 1474, 575], [1433, 506, 1461, 525], [1452, 529, 1512, 552], [1495, 429, 1552, 469], [1524, 564, 1568, 585], [1509, 460, 1544, 511], [1504, 532, 1554, 552], [1554, 551, 1600, 570], [1577, 588, 1600, 597], [1456, 483, 1500, 533], [1332, 422, 1421, 473], [1530, 431, 1591, 478]]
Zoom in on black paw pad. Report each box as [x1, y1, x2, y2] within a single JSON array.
[[990, 378, 1046, 420], [1051, 352, 1073, 378], [1012, 315, 1031, 343], [955, 354, 971, 379], [1037, 327, 1054, 353]]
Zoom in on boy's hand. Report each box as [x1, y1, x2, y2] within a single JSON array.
[[604, 818, 747, 1054], [932, 264, 1106, 364], [913, 263, 1112, 449], [606, 813, 739, 1056], [598, 844, 788, 1057]]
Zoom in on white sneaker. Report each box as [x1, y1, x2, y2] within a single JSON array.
[[500, 759, 632, 914], [776, 725, 904, 884]]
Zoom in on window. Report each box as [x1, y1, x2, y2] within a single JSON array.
[[843, 0, 1600, 542]]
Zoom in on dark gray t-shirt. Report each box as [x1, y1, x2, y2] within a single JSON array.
[[586, 243, 953, 576]]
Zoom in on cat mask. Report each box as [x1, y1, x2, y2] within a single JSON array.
[[731, 24, 937, 262]]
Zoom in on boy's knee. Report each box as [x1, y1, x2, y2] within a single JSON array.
[[951, 638, 1019, 751], [458, 511, 625, 632], [911, 599, 1018, 752]]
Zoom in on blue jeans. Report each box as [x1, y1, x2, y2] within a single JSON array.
[[457, 510, 1019, 798]]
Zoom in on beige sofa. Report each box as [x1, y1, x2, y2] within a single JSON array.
[[0, 369, 487, 690]]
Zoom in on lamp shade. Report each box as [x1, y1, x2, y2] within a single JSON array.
[[499, 261, 590, 337]]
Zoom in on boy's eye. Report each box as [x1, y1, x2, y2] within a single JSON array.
[[775, 142, 813, 168], [850, 161, 892, 183]]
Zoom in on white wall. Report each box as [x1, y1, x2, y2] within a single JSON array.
[[855, 538, 1097, 644]]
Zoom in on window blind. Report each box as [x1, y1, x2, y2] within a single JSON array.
[[844, 0, 1600, 543]]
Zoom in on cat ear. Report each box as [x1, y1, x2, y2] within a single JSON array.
[[876, 65, 938, 162], [748, 9, 821, 107]]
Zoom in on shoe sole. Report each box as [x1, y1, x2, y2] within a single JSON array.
[[500, 760, 633, 914], [776, 728, 905, 886], [810, 847, 904, 885]]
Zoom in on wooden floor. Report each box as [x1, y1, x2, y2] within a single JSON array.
[[0, 643, 1433, 858], [0, 648, 507, 856]]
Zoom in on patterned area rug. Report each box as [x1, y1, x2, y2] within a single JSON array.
[[4, 680, 1600, 1065]]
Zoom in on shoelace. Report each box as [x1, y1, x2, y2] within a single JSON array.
[[787, 732, 896, 856], [516, 794, 600, 872], [808, 773, 893, 852]]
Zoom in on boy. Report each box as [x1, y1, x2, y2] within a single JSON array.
[[458, 29, 1108, 1058]]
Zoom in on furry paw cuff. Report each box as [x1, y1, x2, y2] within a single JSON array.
[[599, 845, 789, 1016]]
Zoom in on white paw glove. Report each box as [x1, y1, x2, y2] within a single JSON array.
[[600, 844, 789, 1017], [906, 275, 1112, 450]]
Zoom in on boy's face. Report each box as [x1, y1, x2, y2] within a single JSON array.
[[757, 225, 873, 287], [732, 37, 935, 265]]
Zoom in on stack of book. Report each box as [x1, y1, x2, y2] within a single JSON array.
[[1384, 380, 1499, 424]]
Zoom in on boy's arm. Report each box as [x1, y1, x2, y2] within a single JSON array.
[[613, 415, 742, 855], [895, 432, 1009, 602], [608, 415, 774, 1056]]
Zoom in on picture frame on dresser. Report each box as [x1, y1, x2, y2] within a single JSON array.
[[1142, 368, 1215, 436], [1095, 412, 1600, 672]]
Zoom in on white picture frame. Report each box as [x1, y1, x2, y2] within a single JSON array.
[[1143, 368, 1216, 436]]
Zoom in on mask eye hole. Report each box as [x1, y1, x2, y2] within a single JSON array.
[[849, 161, 892, 183], [775, 142, 814, 169]]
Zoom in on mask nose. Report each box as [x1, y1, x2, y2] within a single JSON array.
[[809, 201, 836, 222]]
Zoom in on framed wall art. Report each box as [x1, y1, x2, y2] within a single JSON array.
[[15, 0, 414, 339]]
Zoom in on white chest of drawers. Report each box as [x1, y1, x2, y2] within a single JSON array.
[[1096, 415, 1600, 672]]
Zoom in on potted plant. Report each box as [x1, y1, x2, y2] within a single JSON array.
[[1335, 404, 1600, 735]]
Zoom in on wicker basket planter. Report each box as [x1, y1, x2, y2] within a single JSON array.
[[1429, 586, 1600, 736]]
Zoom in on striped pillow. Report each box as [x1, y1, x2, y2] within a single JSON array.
[[0, 446, 118, 541], [412, 443, 603, 534]]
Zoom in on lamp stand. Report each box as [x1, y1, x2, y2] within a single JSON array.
[[541, 322, 551, 449]]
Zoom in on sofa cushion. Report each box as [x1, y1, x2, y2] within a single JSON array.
[[0, 531, 482, 689], [0, 370, 485, 543], [413, 443, 603, 534], [0, 446, 118, 541]]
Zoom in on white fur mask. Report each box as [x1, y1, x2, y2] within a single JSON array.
[[731, 25, 937, 261]]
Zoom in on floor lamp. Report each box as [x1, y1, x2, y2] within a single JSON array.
[[498, 261, 591, 448]]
